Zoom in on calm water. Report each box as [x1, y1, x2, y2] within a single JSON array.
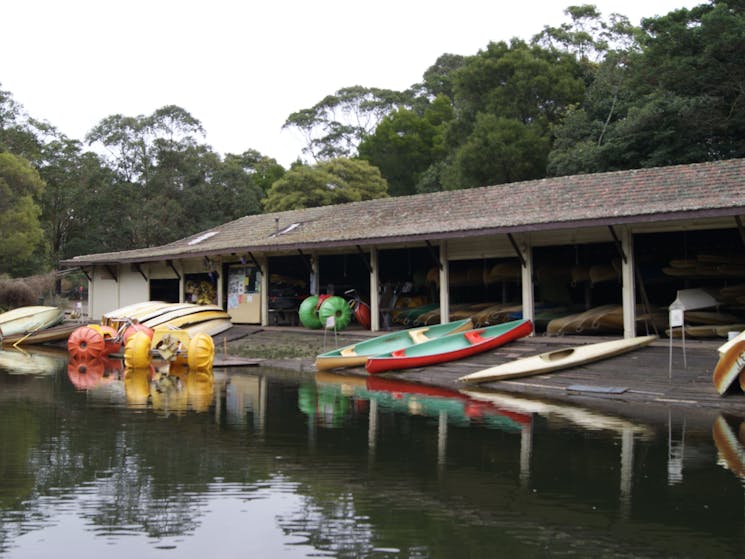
[[1, 346, 745, 558]]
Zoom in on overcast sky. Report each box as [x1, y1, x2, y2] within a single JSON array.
[[2, 0, 701, 167]]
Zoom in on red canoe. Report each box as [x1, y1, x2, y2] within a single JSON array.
[[365, 319, 533, 374]]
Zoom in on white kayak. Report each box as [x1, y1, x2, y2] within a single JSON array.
[[458, 335, 657, 384]]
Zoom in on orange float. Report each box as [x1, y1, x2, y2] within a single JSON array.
[[87, 324, 122, 354], [67, 326, 106, 360], [122, 322, 154, 345]]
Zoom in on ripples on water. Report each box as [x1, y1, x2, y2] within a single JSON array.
[[1, 348, 745, 557]]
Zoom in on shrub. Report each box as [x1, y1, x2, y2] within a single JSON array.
[[0, 273, 56, 311]]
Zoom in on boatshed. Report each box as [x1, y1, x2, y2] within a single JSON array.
[[61, 158, 745, 338]]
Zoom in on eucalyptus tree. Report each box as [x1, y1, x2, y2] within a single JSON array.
[[86, 106, 283, 249], [86, 105, 206, 185], [283, 86, 412, 162]]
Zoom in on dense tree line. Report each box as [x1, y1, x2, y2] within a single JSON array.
[[1, 1, 743, 278]]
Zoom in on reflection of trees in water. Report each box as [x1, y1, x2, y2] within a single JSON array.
[[81, 456, 201, 538], [275, 487, 376, 557]]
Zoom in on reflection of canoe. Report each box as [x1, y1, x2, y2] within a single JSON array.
[[367, 376, 531, 426], [1, 320, 82, 345], [315, 318, 473, 371], [461, 389, 651, 437], [0, 346, 69, 375], [712, 415, 745, 478], [366, 319, 533, 374], [459, 335, 657, 384], [0, 306, 65, 339], [313, 371, 530, 430]]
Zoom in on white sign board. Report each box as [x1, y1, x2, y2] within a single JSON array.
[[669, 308, 684, 328]]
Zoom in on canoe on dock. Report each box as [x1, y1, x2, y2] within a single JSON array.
[[315, 318, 473, 371], [0, 306, 65, 340], [365, 319, 533, 374], [458, 335, 657, 384]]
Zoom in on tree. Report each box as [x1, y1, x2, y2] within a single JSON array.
[[358, 95, 453, 196], [0, 85, 42, 162], [533, 4, 637, 63], [36, 130, 115, 263], [221, 150, 285, 200], [438, 38, 585, 187], [283, 86, 411, 162], [420, 54, 468, 102], [549, 1, 745, 174], [86, 105, 206, 184], [0, 153, 47, 276], [450, 115, 551, 188], [262, 158, 387, 212]]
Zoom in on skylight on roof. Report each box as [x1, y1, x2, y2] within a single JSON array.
[[188, 231, 218, 245], [278, 223, 300, 234]]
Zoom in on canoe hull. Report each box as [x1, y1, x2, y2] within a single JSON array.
[[314, 318, 473, 371], [143, 308, 230, 329], [458, 335, 657, 384], [365, 319, 533, 374], [713, 339, 745, 395], [0, 306, 65, 338], [183, 318, 233, 337], [2, 321, 81, 346]]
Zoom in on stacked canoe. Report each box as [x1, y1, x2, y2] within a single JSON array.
[[0, 306, 76, 346], [102, 301, 232, 337]]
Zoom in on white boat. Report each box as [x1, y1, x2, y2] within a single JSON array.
[[458, 335, 657, 384], [0, 306, 65, 339]]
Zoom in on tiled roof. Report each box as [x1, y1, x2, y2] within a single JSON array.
[[63, 158, 745, 265]]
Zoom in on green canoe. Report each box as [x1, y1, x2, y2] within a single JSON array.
[[314, 318, 473, 371]]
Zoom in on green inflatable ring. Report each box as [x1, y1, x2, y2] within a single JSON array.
[[298, 295, 322, 329], [318, 295, 352, 330]]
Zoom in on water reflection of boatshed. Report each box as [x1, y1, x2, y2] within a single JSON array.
[[61, 158, 745, 337]]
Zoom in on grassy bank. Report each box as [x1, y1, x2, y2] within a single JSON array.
[[224, 328, 368, 360]]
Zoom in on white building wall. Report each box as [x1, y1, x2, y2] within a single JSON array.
[[118, 266, 149, 309], [88, 267, 119, 321]]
